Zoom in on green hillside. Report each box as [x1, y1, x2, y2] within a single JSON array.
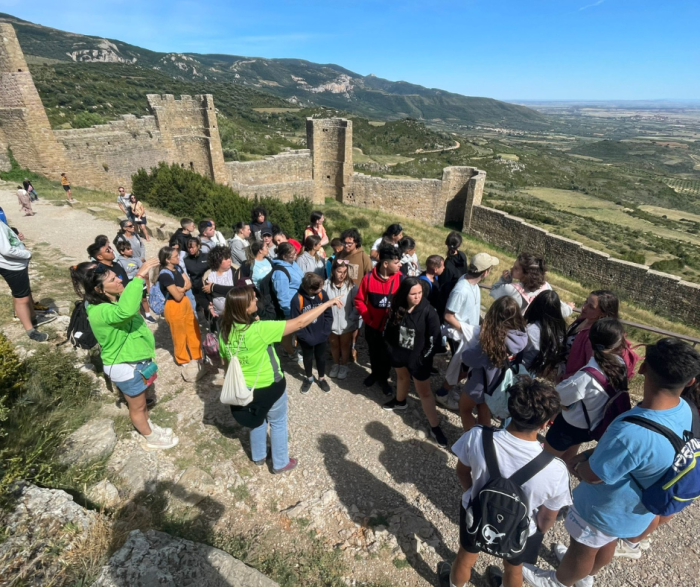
[[0, 12, 549, 132]]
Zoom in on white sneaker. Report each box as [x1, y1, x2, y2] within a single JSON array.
[[522, 565, 564, 587], [638, 537, 652, 550], [614, 539, 642, 559], [436, 392, 459, 411], [532, 554, 594, 587], [148, 418, 173, 437], [337, 365, 348, 380], [141, 429, 179, 450], [329, 363, 340, 378]]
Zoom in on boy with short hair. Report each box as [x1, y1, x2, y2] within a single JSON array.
[[115, 241, 156, 323], [442, 377, 571, 587], [419, 254, 445, 310], [522, 338, 700, 587]]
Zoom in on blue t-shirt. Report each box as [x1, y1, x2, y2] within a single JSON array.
[[573, 399, 693, 538], [445, 276, 481, 326]]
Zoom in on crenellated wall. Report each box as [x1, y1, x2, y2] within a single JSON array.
[[468, 205, 700, 328]]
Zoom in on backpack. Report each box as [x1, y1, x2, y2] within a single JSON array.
[[258, 265, 290, 320], [464, 427, 554, 559], [512, 282, 551, 309], [66, 300, 99, 350], [622, 405, 700, 516], [148, 275, 168, 316], [298, 290, 324, 311], [580, 367, 632, 441], [483, 352, 529, 420]]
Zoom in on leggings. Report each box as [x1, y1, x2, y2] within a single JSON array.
[[298, 339, 327, 378]]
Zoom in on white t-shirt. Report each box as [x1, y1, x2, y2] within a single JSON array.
[[208, 269, 234, 315], [452, 427, 571, 535], [445, 276, 481, 326], [556, 357, 610, 429]]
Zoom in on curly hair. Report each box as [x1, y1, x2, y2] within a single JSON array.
[[516, 252, 547, 292], [508, 376, 561, 432], [207, 245, 232, 270], [479, 296, 525, 366]]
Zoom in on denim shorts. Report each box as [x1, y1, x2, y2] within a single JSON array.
[[114, 368, 148, 397]]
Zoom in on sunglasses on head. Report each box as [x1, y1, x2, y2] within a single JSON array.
[[335, 259, 350, 265]]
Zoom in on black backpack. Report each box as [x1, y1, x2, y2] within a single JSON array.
[[66, 300, 99, 350], [257, 265, 290, 321], [463, 427, 554, 559]]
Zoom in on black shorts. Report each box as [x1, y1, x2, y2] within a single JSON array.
[[390, 357, 433, 382], [62, 184, 71, 192], [0, 266, 31, 298], [459, 504, 543, 566], [545, 413, 593, 452]]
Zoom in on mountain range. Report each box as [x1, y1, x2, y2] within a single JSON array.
[[1, 13, 548, 131]]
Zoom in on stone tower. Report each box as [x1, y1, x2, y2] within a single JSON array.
[[306, 118, 353, 203], [0, 23, 70, 177]]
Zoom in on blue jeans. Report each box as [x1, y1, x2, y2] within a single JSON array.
[[249, 390, 289, 470]]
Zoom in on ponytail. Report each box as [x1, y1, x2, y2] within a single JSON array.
[[589, 318, 627, 391]]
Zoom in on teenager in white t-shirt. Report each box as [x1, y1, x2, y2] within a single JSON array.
[[370, 223, 403, 266], [440, 377, 571, 587]]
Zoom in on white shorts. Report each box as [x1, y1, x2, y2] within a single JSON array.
[[565, 506, 617, 549]]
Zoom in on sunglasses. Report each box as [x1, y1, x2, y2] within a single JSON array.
[[335, 259, 350, 265], [125, 225, 134, 228], [343, 241, 355, 246]]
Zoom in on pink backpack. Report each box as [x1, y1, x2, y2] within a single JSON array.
[[511, 282, 552, 309]]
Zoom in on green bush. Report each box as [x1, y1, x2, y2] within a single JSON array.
[[72, 111, 105, 129], [0, 148, 39, 184], [132, 163, 313, 240], [650, 258, 685, 273], [0, 343, 99, 500]]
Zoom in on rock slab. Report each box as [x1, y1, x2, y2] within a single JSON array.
[[87, 479, 121, 509], [59, 419, 117, 466], [90, 529, 278, 587], [170, 466, 216, 507]]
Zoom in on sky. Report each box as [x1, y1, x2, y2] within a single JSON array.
[[1, 0, 698, 101]]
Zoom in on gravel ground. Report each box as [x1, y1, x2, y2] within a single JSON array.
[[1, 185, 699, 587]]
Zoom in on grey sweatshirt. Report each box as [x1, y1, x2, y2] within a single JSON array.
[[0, 221, 31, 271], [323, 280, 360, 334], [228, 235, 249, 266]]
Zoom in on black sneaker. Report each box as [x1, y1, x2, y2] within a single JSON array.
[[486, 565, 504, 587], [300, 378, 313, 394], [430, 426, 448, 448], [379, 381, 393, 396], [27, 329, 48, 342], [437, 561, 452, 587], [317, 378, 331, 393], [32, 313, 57, 327], [382, 397, 407, 411], [363, 374, 377, 387]]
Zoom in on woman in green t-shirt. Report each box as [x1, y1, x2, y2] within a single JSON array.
[[219, 282, 342, 474], [78, 258, 178, 451]]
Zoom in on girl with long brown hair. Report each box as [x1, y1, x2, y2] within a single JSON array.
[[459, 296, 528, 431], [218, 283, 342, 474]]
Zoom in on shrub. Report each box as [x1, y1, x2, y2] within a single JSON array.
[[650, 258, 685, 273], [72, 111, 105, 129], [351, 216, 370, 229], [132, 163, 312, 240]]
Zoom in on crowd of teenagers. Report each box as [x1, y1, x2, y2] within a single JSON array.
[[2, 188, 700, 587]]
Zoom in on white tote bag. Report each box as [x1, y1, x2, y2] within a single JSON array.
[[220, 335, 262, 407]]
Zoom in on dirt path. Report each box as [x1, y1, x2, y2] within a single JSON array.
[[415, 140, 460, 154], [0, 185, 697, 587]]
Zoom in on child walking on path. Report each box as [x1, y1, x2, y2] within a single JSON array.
[[291, 273, 334, 393]]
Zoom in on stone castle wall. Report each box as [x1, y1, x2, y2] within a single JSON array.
[[468, 205, 700, 328]]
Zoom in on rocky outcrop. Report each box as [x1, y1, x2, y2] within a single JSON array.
[[58, 419, 117, 466], [91, 529, 278, 587]]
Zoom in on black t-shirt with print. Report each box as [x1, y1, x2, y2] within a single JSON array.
[[99, 261, 130, 286], [158, 266, 185, 297]]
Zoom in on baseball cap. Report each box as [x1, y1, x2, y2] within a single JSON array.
[[235, 278, 261, 297], [260, 227, 273, 237], [470, 252, 499, 273]]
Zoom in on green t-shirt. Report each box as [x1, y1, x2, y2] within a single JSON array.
[[219, 320, 285, 388]]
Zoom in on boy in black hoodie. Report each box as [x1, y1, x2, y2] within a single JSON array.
[[291, 272, 333, 394]]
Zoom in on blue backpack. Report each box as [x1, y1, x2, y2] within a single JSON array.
[[148, 275, 168, 316], [623, 405, 700, 516]]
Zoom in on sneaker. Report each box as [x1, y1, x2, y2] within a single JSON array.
[[521, 565, 562, 587], [301, 378, 313, 394], [148, 419, 172, 437], [437, 561, 451, 587], [430, 426, 448, 448], [141, 429, 179, 450], [486, 566, 504, 587], [337, 365, 348, 380], [329, 363, 340, 378], [254, 458, 267, 466], [638, 538, 652, 551], [379, 381, 393, 396], [436, 391, 459, 410], [317, 378, 331, 393], [145, 315, 157, 324], [32, 313, 57, 327], [27, 329, 48, 342], [363, 374, 377, 387], [382, 397, 407, 411], [273, 457, 298, 474], [550, 551, 596, 587], [614, 538, 642, 559]]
